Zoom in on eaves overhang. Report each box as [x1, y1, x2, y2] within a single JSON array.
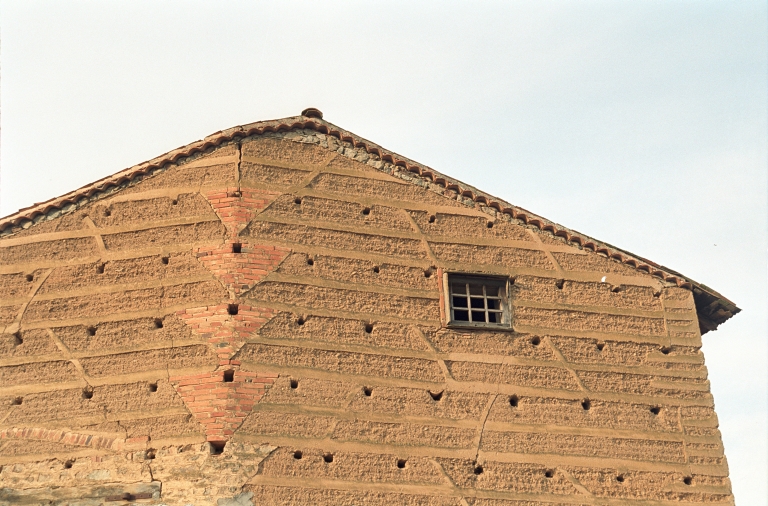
[[0, 108, 740, 334]]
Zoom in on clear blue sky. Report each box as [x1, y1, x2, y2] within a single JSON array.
[[1, 1, 766, 501]]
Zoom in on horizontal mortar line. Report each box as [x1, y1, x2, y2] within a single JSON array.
[[0, 448, 102, 466], [127, 434, 205, 450], [252, 214, 427, 241], [102, 186, 203, 204], [512, 324, 689, 346], [0, 243, 208, 274], [0, 215, 221, 247], [679, 433, 729, 445], [247, 475, 601, 505], [63, 338, 204, 360], [260, 242, 435, 269], [238, 298, 441, 327], [244, 336, 439, 362], [18, 298, 227, 328], [685, 447, 726, 457], [237, 362, 714, 408], [233, 433, 693, 476], [513, 299, 666, 319], [251, 402, 481, 430], [264, 272, 439, 300], [301, 187, 490, 216], [444, 262, 666, 289], [0, 380, 88, 397], [82, 364, 216, 386], [241, 154, 334, 173], [251, 402, 685, 441], [2, 407, 191, 430], [425, 235, 577, 254], [180, 154, 239, 169], [681, 417, 719, 428], [26, 274, 217, 302], [443, 352, 707, 381], [476, 450, 689, 473]]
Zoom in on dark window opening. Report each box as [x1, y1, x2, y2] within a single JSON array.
[[447, 274, 510, 327]]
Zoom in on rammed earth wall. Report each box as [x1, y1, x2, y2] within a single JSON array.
[[0, 128, 732, 505]]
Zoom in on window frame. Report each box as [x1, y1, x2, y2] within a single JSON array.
[[443, 272, 512, 329]]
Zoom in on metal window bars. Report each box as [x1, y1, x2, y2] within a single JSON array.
[[449, 278, 505, 325]]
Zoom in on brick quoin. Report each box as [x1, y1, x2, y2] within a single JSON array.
[[170, 369, 278, 442]]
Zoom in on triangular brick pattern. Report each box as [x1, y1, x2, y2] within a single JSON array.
[[169, 369, 278, 442], [206, 187, 281, 237], [176, 303, 277, 364], [169, 187, 290, 443], [196, 243, 290, 297]]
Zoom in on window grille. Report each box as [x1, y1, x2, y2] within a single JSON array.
[[447, 274, 510, 327]]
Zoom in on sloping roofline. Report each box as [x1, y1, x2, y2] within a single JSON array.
[[0, 108, 739, 333]]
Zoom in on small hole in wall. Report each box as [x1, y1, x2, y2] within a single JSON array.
[[616, 475, 625, 483], [581, 399, 591, 411], [509, 277, 516, 285], [149, 383, 158, 393], [611, 285, 622, 293], [596, 342, 605, 352], [232, 243, 242, 254], [145, 449, 156, 460], [307, 258, 314, 266], [104, 209, 111, 217], [428, 215, 436, 223], [82, 387, 93, 399], [424, 269, 432, 278], [294, 197, 302, 205], [363, 387, 373, 397], [429, 390, 443, 401], [509, 395, 519, 408], [293, 450, 303, 460], [683, 476, 693, 486], [653, 291, 661, 298], [323, 453, 334, 463], [650, 406, 661, 415], [25, 274, 33, 282], [171, 199, 178, 206], [660, 346, 672, 355], [154, 319, 163, 329], [223, 370, 235, 382], [209, 441, 226, 456], [545, 469, 554, 479], [290, 379, 299, 389], [373, 266, 380, 274], [296, 317, 306, 326], [555, 279, 565, 289], [364, 323, 374, 334], [486, 221, 494, 229], [12, 397, 22, 406], [474, 465, 484, 475], [362, 207, 371, 216], [96, 264, 105, 274], [397, 459, 407, 469], [63, 460, 74, 469], [161, 256, 169, 265], [531, 336, 541, 346], [228, 304, 239, 316], [13, 332, 23, 346], [87, 327, 97, 336]]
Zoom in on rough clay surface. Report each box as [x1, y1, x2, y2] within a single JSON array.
[[0, 130, 731, 504]]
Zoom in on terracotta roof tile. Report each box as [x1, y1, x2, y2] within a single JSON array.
[[0, 111, 739, 332]]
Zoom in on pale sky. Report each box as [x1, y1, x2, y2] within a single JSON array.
[[1, 1, 766, 502]]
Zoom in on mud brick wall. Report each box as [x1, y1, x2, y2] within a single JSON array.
[[0, 130, 732, 505]]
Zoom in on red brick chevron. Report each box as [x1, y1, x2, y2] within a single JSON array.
[[196, 243, 290, 297], [206, 187, 280, 237], [177, 303, 276, 363], [170, 369, 277, 442]]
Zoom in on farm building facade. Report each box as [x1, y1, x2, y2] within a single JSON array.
[[0, 109, 738, 505]]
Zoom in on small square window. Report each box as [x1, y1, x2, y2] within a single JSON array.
[[445, 274, 510, 327]]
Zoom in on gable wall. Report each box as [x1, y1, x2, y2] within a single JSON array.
[[0, 131, 731, 505]]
